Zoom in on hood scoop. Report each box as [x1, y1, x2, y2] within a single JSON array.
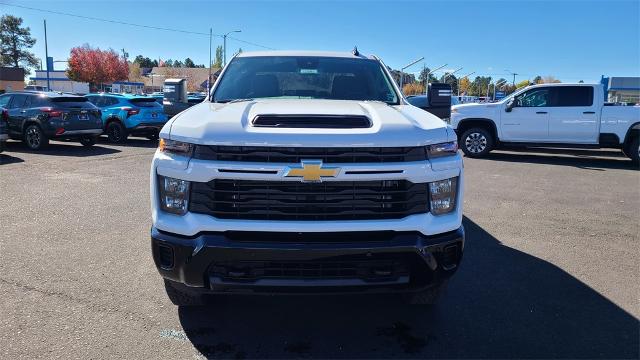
[[251, 114, 372, 129]]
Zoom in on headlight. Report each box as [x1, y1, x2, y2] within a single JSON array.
[[158, 138, 193, 156], [451, 108, 458, 113], [429, 177, 458, 215], [158, 175, 190, 215], [427, 141, 458, 158]]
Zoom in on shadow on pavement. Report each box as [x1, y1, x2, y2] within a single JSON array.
[[4, 140, 121, 157], [480, 147, 637, 171], [177, 218, 639, 359], [97, 136, 158, 149], [0, 153, 24, 165]]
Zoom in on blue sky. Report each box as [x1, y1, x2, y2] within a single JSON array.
[[2, 0, 639, 83]]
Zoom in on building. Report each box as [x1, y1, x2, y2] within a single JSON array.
[[601, 76, 640, 104], [31, 70, 90, 94], [0, 67, 25, 93], [111, 81, 145, 94], [140, 67, 220, 93]]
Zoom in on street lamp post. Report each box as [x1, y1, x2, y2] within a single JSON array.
[[443, 67, 462, 84], [399, 57, 424, 95], [424, 63, 447, 94], [492, 80, 507, 101], [223, 30, 242, 67], [44, 20, 50, 91]]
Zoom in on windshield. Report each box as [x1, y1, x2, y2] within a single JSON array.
[[128, 98, 161, 108], [212, 56, 399, 104]]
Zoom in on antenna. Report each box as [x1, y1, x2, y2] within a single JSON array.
[[352, 46, 359, 56]]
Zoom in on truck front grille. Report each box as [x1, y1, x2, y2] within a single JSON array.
[[189, 179, 429, 220], [193, 145, 428, 163]]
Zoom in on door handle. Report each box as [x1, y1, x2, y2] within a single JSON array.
[[536, 111, 547, 114], [20, 110, 26, 113], [583, 111, 596, 114]]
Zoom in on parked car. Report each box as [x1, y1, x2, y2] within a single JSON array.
[[24, 85, 48, 91], [450, 83, 640, 162], [150, 92, 164, 104], [188, 94, 206, 104], [150, 50, 465, 306], [0, 91, 102, 150], [86, 93, 168, 143], [0, 106, 7, 153]]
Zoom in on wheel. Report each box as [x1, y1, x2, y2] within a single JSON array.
[[404, 279, 449, 305], [164, 279, 203, 306], [627, 137, 639, 164], [106, 121, 127, 143], [79, 136, 97, 147], [146, 133, 159, 141], [23, 124, 49, 150], [459, 127, 494, 158]]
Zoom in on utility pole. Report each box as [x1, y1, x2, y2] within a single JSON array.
[[121, 49, 129, 81], [505, 69, 518, 85], [223, 30, 242, 67], [44, 20, 50, 91], [208, 28, 212, 93]]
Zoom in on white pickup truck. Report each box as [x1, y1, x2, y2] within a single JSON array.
[[450, 83, 640, 162], [150, 50, 464, 306]]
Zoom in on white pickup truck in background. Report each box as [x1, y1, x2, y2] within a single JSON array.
[[450, 83, 640, 163]]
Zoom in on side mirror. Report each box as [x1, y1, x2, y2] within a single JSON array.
[[505, 99, 515, 112]]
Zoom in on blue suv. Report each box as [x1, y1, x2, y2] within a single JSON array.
[[86, 93, 168, 143]]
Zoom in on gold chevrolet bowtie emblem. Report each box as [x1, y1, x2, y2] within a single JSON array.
[[284, 160, 340, 183]]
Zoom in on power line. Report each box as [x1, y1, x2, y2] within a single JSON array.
[[1, 2, 209, 35], [227, 36, 275, 50], [1, 2, 275, 50]]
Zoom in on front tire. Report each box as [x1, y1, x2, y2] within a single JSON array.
[[79, 136, 97, 147], [459, 127, 494, 158], [106, 121, 127, 143], [24, 124, 49, 150], [404, 280, 449, 305], [164, 280, 203, 306]]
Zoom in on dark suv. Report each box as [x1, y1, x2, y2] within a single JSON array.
[[0, 108, 7, 153], [0, 91, 103, 150]]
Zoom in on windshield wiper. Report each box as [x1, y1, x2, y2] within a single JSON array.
[[216, 98, 254, 104]]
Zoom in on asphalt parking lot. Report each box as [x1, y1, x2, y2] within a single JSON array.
[[0, 138, 638, 359]]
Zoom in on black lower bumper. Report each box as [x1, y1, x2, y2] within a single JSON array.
[[151, 226, 464, 295], [129, 123, 163, 135]]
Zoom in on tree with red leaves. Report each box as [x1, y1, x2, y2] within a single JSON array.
[[67, 44, 128, 90]]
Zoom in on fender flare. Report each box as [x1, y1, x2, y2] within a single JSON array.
[[623, 121, 640, 145], [456, 118, 500, 142], [105, 116, 124, 128]]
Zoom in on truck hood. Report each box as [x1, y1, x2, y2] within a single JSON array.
[[164, 99, 453, 147]]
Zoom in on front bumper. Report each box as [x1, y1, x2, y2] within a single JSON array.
[[151, 225, 464, 294]]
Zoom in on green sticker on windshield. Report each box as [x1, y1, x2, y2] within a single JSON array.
[[300, 69, 318, 74]]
